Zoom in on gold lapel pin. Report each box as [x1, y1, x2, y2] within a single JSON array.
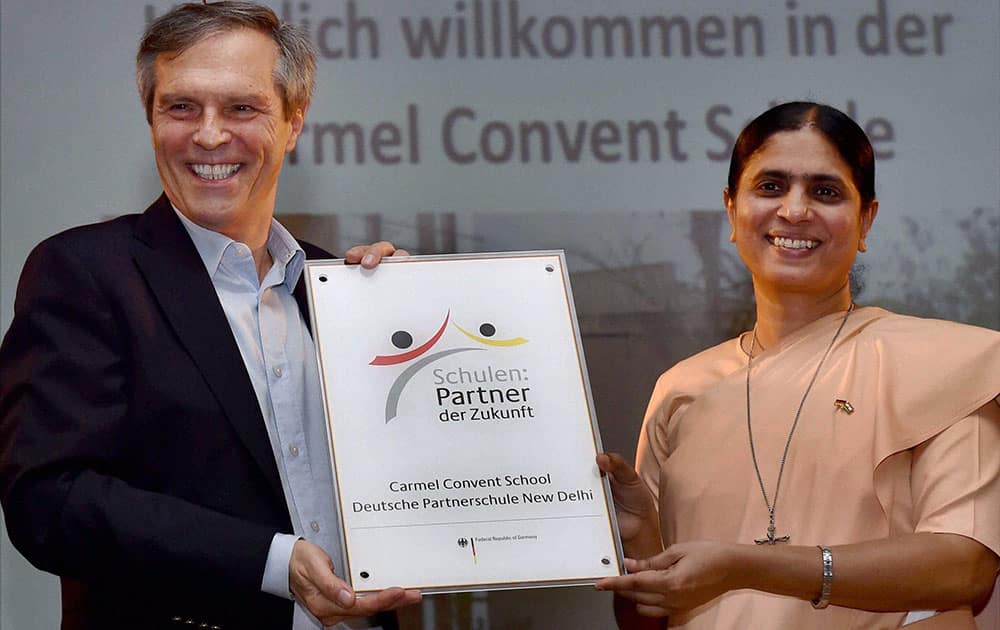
[[834, 399, 854, 414]]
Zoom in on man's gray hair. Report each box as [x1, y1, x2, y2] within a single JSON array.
[[136, 1, 316, 123]]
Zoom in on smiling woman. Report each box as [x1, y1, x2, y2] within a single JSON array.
[[596, 102, 1000, 630], [723, 109, 877, 309]]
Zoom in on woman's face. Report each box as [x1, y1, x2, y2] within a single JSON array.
[[724, 127, 877, 299]]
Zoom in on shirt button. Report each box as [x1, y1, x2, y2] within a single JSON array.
[[289, 445, 299, 457], [310, 521, 320, 532], [273, 366, 283, 377]]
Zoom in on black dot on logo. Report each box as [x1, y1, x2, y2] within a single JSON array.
[[479, 323, 496, 337], [391, 331, 413, 349], [601, 557, 611, 565], [360, 571, 370, 579], [318, 275, 328, 283]]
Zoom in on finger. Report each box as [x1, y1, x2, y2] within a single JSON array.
[[359, 241, 395, 268], [605, 568, 677, 596], [596, 452, 641, 485], [312, 591, 373, 627], [298, 567, 355, 611], [343, 241, 398, 267], [620, 590, 670, 607], [607, 587, 660, 605], [390, 588, 423, 608], [391, 248, 410, 257], [350, 587, 422, 614], [635, 603, 671, 618], [289, 541, 348, 601], [625, 548, 681, 572], [320, 586, 421, 626], [595, 573, 645, 592], [360, 241, 397, 268], [595, 452, 614, 474], [342, 245, 367, 264]]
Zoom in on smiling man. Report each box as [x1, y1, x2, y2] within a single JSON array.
[[0, 3, 418, 629], [145, 23, 301, 273]]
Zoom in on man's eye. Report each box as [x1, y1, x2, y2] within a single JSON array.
[[233, 104, 255, 113], [170, 103, 191, 111]]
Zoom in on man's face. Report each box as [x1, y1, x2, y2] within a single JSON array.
[[150, 28, 304, 243]]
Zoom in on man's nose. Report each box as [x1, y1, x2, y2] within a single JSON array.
[[192, 112, 231, 149]]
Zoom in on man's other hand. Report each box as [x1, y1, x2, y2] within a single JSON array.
[[343, 241, 410, 269], [288, 539, 421, 626]]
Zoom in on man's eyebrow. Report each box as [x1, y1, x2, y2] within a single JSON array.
[[154, 92, 187, 102], [155, 91, 270, 103]]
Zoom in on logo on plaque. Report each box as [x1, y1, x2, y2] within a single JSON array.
[[370, 310, 529, 423], [455, 536, 477, 563]]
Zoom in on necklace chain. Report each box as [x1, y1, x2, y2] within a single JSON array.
[[746, 303, 855, 545]]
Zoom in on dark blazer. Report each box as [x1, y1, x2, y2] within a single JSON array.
[[0, 195, 338, 629]]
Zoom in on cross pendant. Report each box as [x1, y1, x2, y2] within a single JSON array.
[[754, 522, 790, 545]]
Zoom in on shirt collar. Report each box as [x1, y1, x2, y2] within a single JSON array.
[[173, 206, 305, 291], [266, 219, 306, 290]]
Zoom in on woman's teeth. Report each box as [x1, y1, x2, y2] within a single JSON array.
[[770, 236, 818, 250]]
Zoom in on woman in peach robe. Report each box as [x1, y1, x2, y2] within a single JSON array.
[[596, 102, 1000, 629]]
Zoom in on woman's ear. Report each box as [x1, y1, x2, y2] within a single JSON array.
[[858, 199, 879, 252], [724, 188, 737, 243]]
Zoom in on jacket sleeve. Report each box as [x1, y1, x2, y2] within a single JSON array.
[[0, 234, 278, 593]]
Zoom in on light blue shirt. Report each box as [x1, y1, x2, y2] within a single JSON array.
[[175, 210, 366, 630]]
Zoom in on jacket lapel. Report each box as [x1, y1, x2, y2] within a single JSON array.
[[130, 195, 285, 504], [292, 274, 311, 334]]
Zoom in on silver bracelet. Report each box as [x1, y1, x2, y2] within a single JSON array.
[[811, 546, 833, 609]]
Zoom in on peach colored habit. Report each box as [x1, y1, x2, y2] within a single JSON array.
[[637, 307, 1000, 629]]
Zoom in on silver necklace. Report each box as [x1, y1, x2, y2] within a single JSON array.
[[746, 303, 855, 545]]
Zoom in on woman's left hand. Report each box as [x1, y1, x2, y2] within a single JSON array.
[[596, 541, 740, 618]]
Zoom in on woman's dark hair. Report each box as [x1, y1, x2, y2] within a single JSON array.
[[727, 102, 876, 208]]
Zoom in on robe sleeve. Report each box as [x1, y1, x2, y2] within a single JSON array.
[[635, 372, 671, 510], [634, 341, 745, 512], [910, 399, 1000, 557]]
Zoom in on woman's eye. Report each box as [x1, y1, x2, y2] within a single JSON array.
[[814, 186, 840, 198], [757, 181, 782, 194]]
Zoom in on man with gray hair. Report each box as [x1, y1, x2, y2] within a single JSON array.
[[0, 2, 419, 628]]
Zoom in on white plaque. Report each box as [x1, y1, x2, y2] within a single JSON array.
[[305, 251, 623, 593]]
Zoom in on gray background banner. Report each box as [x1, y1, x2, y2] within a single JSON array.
[[2, 1, 998, 628]]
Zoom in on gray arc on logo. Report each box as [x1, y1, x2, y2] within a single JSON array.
[[384, 347, 483, 423]]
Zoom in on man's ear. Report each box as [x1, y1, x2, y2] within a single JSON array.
[[285, 105, 307, 153]]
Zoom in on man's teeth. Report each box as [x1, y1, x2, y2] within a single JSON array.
[[191, 164, 240, 180], [771, 236, 818, 250]]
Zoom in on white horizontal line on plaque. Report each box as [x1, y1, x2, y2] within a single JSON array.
[[349, 513, 605, 530]]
